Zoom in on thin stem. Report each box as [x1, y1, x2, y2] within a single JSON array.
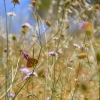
[[3, 0, 9, 100], [99, 72, 100, 100]]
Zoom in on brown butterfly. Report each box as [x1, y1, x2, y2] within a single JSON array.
[[27, 58, 38, 68]]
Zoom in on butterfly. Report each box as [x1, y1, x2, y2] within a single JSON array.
[[27, 58, 38, 68]]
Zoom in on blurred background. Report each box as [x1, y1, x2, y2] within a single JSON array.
[[0, 0, 34, 34], [0, 0, 53, 34], [0, 0, 100, 34]]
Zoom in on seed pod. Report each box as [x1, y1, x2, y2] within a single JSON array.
[[96, 50, 100, 64], [77, 53, 87, 59], [95, 4, 100, 10], [12, 35, 16, 41], [46, 20, 51, 27], [32, 1, 37, 6]]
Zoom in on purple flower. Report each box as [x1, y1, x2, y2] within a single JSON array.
[[79, 21, 88, 30], [8, 93, 15, 98], [22, 23, 31, 29], [33, 72, 38, 77], [79, 21, 94, 36], [22, 51, 29, 60], [20, 68, 30, 74], [48, 51, 58, 58], [23, 72, 38, 80], [20, 68, 38, 80]]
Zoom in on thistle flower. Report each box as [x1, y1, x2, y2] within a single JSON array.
[[22, 23, 31, 28], [20, 68, 38, 80], [11, 0, 20, 5], [22, 51, 29, 60], [8, 93, 15, 98], [48, 51, 58, 58], [20, 68, 30, 74], [79, 21, 94, 37]]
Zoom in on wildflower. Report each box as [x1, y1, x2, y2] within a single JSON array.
[[79, 21, 94, 37], [46, 20, 51, 27], [21, 23, 31, 34], [8, 93, 15, 98], [7, 12, 16, 17], [48, 51, 58, 58], [20, 68, 30, 74], [20, 68, 38, 80], [22, 23, 31, 28], [11, 0, 20, 5], [22, 51, 29, 60], [79, 21, 88, 29], [33, 72, 38, 77], [12, 35, 16, 41]]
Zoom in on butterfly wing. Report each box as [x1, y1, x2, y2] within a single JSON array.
[[33, 59, 38, 64], [27, 58, 33, 68], [27, 58, 38, 68]]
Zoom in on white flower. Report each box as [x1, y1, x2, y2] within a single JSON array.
[[7, 12, 16, 17]]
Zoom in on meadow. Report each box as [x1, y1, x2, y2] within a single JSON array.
[[0, 0, 100, 100]]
